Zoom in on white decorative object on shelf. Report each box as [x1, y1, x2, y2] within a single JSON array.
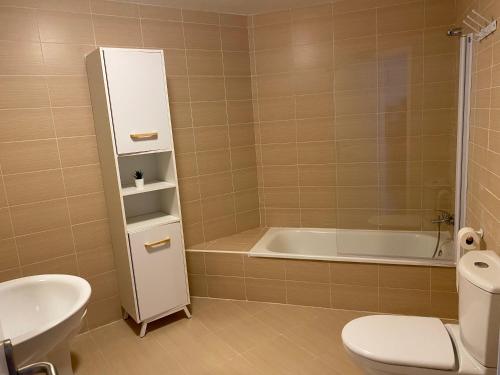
[[86, 48, 191, 338], [463, 9, 497, 41]]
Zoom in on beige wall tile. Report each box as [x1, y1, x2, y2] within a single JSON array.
[[87, 270, 118, 302], [187, 50, 223, 76], [139, 5, 182, 21], [331, 262, 378, 286], [53, 106, 95, 137], [0, 209, 13, 240], [188, 274, 208, 296], [63, 164, 103, 196], [431, 267, 456, 291], [0, 41, 43, 75], [58, 136, 99, 167], [223, 51, 251, 76], [199, 172, 233, 198], [68, 192, 108, 224], [0, 77, 49, 109], [91, 0, 139, 17], [9, 198, 69, 236], [263, 187, 299, 208], [86, 295, 121, 329], [246, 278, 286, 303], [0, 7, 39, 42], [286, 260, 330, 283], [93, 15, 142, 47], [184, 23, 221, 50], [244, 256, 286, 279], [332, 284, 378, 312], [191, 101, 227, 127], [205, 252, 244, 276], [220, 14, 247, 27], [47, 75, 91, 107], [72, 220, 111, 252], [380, 264, 430, 290], [194, 125, 228, 151], [431, 291, 458, 319], [0, 140, 60, 174], [0, 239, 18, 271], [42, 43, 94, 75], [22, 254, 78, 276], [221, 26, 249, 51], [334, 9, 376, 40], [16, 226, 74, 265], [186, 251, 205, 274], [77, 246, 114, 277], [301, 208, 337, 228], [380, 287, 431, 316], [207, 275, 246, 299], [4, 169, 66, 205], [182, 9, 219, 25], [203, 215, 237, 241], [38, 0, 91, 13], [37, 10, 93, 44], [287, 281, 330, 307], [0, 108, 54, 142], [377, 2, 424, 34], [142, 20, 184, 49], [163, 49, 187, 75]]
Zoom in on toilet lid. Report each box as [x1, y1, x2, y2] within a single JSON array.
[[342, 315, 456, 371]]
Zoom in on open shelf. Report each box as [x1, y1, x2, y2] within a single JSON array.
[[126, 211, 180, 233], [121, 180, 176, 196]]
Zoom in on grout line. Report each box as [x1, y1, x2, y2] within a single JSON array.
[[180, 9, 207, 243], [218, 13, 240, 234]]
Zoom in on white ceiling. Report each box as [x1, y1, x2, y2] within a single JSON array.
[[129, 0, 332, 15]]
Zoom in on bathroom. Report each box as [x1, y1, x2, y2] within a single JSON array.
[[0, 0, 499, 373]]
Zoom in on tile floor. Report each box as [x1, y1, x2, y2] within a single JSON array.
[[71, 297, 366, 375]]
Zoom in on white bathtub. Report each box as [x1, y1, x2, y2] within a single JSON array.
[[249, 227, 455, 266]]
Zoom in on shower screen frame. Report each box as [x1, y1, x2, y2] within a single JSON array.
[[453, 34, 473, 262]]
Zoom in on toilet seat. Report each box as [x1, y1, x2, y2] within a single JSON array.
[[342, 315, 456, 371]]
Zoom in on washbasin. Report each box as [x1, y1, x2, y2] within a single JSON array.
[[0, 274, 91, 375]]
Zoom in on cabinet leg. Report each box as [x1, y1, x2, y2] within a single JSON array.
[[139, 322, 148, 338], [183, 306, 192, 319]]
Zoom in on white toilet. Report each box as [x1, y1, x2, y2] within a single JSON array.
[[342, 250, 500, 375]]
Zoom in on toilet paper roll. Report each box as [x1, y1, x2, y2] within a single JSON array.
[[457, 227, 481, 252]]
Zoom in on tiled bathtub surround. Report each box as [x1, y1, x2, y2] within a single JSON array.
[[0, 0, 256, 329], [186, 229, 458, 319], [250, 1, 459, 231], [459, 0, 500, 254]]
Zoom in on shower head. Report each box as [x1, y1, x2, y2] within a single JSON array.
[[447, 27, 463, 37]]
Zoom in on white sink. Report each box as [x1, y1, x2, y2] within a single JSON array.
[[0, 274, 91, 375]]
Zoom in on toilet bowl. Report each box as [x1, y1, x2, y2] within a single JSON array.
[[342, 251, 500, 375], [0, 274, 91, 375], [342, 316, 496, 375]]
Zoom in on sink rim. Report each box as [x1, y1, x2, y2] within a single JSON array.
[[0, 274, 91, 345]]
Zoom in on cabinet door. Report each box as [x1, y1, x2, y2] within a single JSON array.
[[103, 49, 172, 155], [128, 222, 189, 320]]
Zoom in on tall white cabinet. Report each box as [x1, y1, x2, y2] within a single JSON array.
[[86, 48, 190, 337]]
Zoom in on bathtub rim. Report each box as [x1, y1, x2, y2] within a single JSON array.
[[248, 226, 456, 268]]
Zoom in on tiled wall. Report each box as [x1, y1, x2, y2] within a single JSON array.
[[249, 0, 459, 231], [0, 0, 257, 329], [459, 0, 500, 254], [187, 251, 458, 319]]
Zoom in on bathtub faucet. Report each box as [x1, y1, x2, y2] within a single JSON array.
[[432, 210, 454, 226]]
